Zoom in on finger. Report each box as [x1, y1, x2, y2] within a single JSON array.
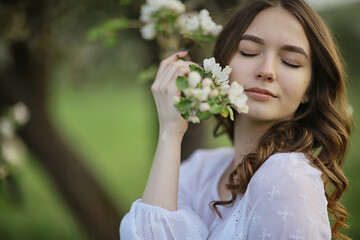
[[158, 51, 189, 74], [153, 60, 191, 92], [159, 65, 189, 94], [156, 59, 195, 84]]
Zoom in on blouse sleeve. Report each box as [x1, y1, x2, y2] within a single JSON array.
[[246, 153, 332, 240], [119, 150, 209, 240]]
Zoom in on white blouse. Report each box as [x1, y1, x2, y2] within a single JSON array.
[[120, 147, 331, 239]]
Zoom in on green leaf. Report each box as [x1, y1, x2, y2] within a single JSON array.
[[175, 98, 192, 112], [181, 112, 190, 120], [197, 111, 212, 120], [227, 106, 234, 121], [189, 64, 200, 71], [209, 103, 223, 114], [176, 76, 189, 91], [189, 64, 204, 77]]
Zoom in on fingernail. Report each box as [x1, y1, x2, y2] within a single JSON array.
[[179, 48, 190, 53]]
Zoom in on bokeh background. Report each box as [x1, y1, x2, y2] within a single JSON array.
[[0, 0, 359, 239]]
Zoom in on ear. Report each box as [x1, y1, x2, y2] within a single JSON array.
[[301, 94, 309, 104]]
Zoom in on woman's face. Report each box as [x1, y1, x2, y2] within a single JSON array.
[[229, 7, 312, 123]]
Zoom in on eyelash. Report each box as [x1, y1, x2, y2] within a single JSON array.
[[240, 51, 258, 57], [240, 51, 301, 69], [282, 60, 301, 69]]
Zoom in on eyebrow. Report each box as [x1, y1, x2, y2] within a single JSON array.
[[240, 34, 309, 59]]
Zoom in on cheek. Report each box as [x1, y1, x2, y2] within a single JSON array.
[[283, 78, 310, 103], [228, 64, 249, 85]]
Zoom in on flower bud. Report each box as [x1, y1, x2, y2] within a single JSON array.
[[199, 102, 210, 112], [202, 78, 212, 88], [188, 71, 202, 87], [12, 102, 30, 125], [209, 89, 219, 98], [173, 96, 180, 105], [0, 117, 14, 138]]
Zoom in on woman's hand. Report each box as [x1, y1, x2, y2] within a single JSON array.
[[151, 51, 194, 136]]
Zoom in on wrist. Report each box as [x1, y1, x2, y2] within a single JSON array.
[[159, 128, 185, 142]]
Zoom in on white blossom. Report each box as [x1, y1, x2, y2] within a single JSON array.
[[140, 0, 185, 40], [140, 4, 159, 22], [188, 71, 202, 87], [165, 0, 185, 14], [223, 66, 232, 75], [0, 117, 15, 138], [199, 102, 210, 112], [140, 22, 156, 40], [213, 69, 229, 84], [203, 57, 221, 73], [228, 81, 249, 113], [186, 16, 200, 32], [203, 57, 230, 84], [220, 82, 230, 93], [140, 0, 185, 23], [12, 102, 30, 125], [198, 9, 223, 36], [188, 115, 200, 124], [175, 14, 188, 33], [193, 87, 211, 101], [176, 12, 200, 33]]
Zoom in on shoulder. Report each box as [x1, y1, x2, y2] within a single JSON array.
[[244, 153, 331, 239], [251, 152, 323, 189], [248, 152, 327, 206]]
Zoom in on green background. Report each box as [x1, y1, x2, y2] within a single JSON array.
[[0, 3, 359, 240]]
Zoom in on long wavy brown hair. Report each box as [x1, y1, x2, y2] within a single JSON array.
[[211, 0, 353, 239]]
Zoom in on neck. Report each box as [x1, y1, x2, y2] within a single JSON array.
[[232, 115, 276, 167]]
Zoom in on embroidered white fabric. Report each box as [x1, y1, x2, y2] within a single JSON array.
[[120, 148, 331, 239]]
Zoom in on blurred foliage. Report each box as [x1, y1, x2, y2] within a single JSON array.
[[0, 1, 359, 240], [87, 18, 131, 46], [138, 64, 158, 83]]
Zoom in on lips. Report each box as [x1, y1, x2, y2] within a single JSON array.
[[245, 87, 276, 98]]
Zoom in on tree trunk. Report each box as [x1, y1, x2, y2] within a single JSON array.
[[0, 1, 122, 239]]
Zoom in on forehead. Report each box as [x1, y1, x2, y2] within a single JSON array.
[[242, 7, 310, 54]]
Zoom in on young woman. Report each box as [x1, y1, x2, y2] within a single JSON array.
[[120, 0, 353, 239]]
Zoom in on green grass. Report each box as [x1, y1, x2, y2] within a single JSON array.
[[0, 156, 85, 240], [0, 82, 156, 239]]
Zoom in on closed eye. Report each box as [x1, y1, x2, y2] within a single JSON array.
[[282, 60, 301, 69], [240, 51, 258, 57]]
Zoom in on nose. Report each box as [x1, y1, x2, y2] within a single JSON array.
[[255, 54, 276, 82]]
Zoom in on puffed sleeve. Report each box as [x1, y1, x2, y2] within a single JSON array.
[[119, 150, 209, 240], [245, 153, 332, 240]]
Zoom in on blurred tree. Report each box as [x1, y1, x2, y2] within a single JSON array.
[[0, 0, 121, 239]]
